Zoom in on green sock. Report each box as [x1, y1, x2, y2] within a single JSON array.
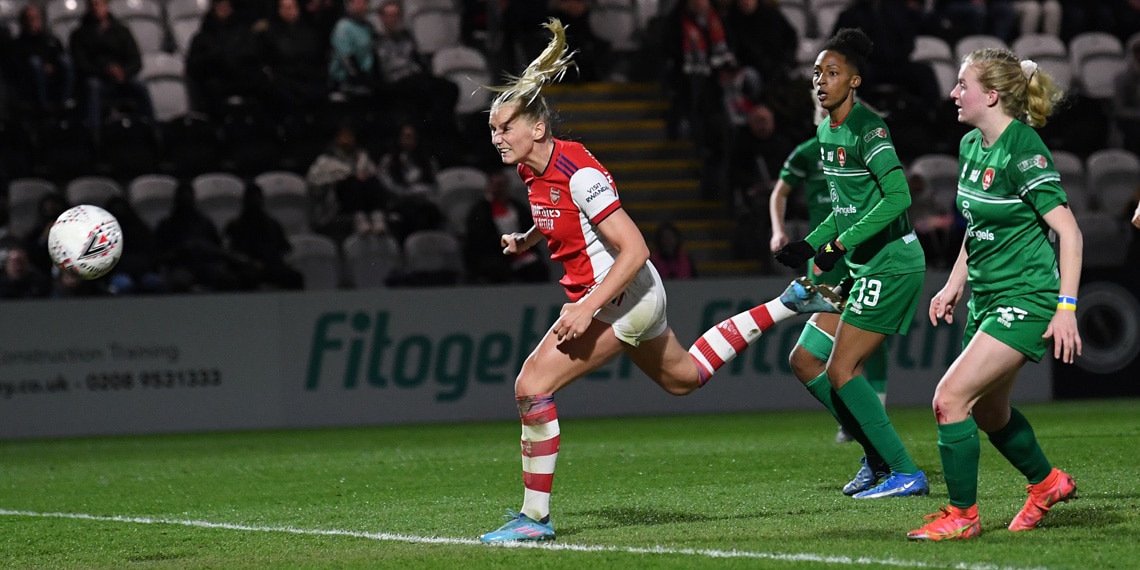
[[864, 344, 888, 395], [804, 373, 877, 459], [938, 418, 980, 508], [836, 376, 919, 474], [986, 407, 1052, 484]]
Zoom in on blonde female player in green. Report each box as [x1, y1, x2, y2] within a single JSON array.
[[774, 27, 929, 499], [907, 49, 1082, 541]]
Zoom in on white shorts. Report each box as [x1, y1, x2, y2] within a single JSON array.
[[594, 261, 669, 347]]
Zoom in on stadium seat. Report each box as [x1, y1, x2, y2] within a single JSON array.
[[1069, 31, 1123, 71], [1050, 150, 1086, 214], [409, 6, 460, 56], [913, 35, 954, 63], [1076, 55, 1126, 100], [285, 233, 342, 290], [191, 172, 245, 229], [7, 178, 58, 239], [1086, 148, 1140, 213], [342, 232, 403, 287], [110, 0, 162, 20], [119, 14, 167, 54], [779, 2, 808, 43], [170, 17, 200, 55], [140, 52, 185, 80], [254, 170, 311, 235], [128, 173, 178, 229], [394, 229, 462, 285], [809, 0, 850, 38], [431, 45, 492, 115], [0, 0, 27, 35], [1076, 211, 1130, 267], [66, 175, 123, 207], [137, 54, 190, 122], [165, 0, 208, 23], [954, 34, 1008, 63], [589, 0, 639, 52], [45, 0, 84, 47], [908, 153, 959, 209], [435, 166, 487, 235]]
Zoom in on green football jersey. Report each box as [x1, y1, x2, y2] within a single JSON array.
[[811, 103, 926, 277], [956, 120, 1067, 296], [778, 138, 831, 227]]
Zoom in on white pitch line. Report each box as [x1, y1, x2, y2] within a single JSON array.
[[0, 509, 1048, 570]]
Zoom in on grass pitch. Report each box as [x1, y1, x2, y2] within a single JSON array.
[[1, 399, 1137, 569]]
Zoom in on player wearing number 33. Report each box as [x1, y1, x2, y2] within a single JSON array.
[[774, 28, 930, 500], [480, 19, 847, 543], [908, 49, 1082, 541]]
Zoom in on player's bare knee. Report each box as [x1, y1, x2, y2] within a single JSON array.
[[789, 347, 823, 382]]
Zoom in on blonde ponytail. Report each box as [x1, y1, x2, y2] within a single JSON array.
[[489, 18, 577, 123]]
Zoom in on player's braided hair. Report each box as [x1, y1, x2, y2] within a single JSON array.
[[489, 18, 577, 126]]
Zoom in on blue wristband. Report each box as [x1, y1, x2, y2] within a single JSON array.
[[1058, 295, 1078, 306]]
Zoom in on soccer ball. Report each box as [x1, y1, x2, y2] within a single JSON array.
[[47, 205, 124, 280]]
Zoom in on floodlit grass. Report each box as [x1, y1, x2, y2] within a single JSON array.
[[1, 399, 1137, 569]]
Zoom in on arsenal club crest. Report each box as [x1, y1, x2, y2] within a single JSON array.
[[549, 187, 561, 205], [837, 147, 846, 167], [982, 168, 995, 189]]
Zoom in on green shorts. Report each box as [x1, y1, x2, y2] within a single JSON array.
[[840, 271, 924, 336], [963, 291, 1054, 362], [808, 257, 849, 287]]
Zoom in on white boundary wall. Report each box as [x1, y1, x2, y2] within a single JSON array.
[[0, 274, 1049, 439]]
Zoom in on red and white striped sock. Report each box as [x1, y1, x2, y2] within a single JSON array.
[[518, 394, 559, 523], [688, 299, 795, 385]]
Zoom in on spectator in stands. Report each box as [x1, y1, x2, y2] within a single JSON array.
[[377, 122, 444, 242], [305, 125, 389, 238], [0, 243, 52, 299], [672, 0, 737, 200], [300, 0, 342, 48], [834, 0, 942, 111], [155, 182, 242, 292], [51, 265, 109, 297], [650, 221, 698, 279], [1013, 0, 1062, 37], [223, 183, 304, 290], [933, 0, 1018, 43], [1113, 38, 1140, 156], [69, 0, 155, 132], [102, 196, 166, 294], [374, 0, 459, 128], [328, 0, 377, 95], [548, 0, 610, 81], [23, 192, 69, 275], [464, 170, 548, 284], [12, 4, 75, 118], [724, 0, 798, 94], [186, 0, 270, 118], [256, 0, 328, 120], [729, 102, 799, 212]]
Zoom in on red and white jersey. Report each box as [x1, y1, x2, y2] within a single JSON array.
[[518, 139, 621, 301]]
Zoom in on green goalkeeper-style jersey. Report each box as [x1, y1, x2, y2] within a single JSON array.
[[778, 138, 831, 227], [956, 120, 1067, 297], [807, 103, 926, 277]]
